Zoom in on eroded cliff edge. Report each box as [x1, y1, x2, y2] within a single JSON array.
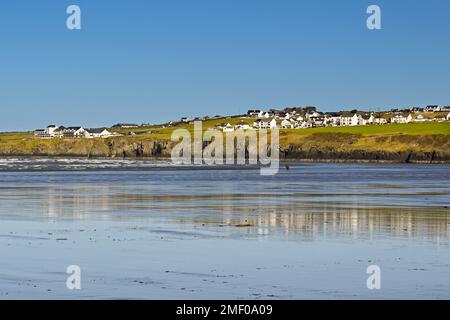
[[0, 132, 449, 163]]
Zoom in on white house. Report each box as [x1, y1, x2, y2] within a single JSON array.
[[390, 114, 412, 124], [34, 129, 46, 137], [316, 117, 327, 127], [414, 114, 426, 122], [425, 105, 441, 112], [281, 119, 293, 129], [351, 114, 360, 126], [340, 116, 353, 126], [47, 125, 60, 135], [34, 124, 62, 138], [298, 120, 313, 129], [306, 112, 320, 119], [39, 125, 64, 138], [323, 115, 339, 127], [235, 121, 250, 130], [362, 115, 372, 125], [88, 129, 114, 138], [260, 121, 270, 129], [390, 115, 404, 123], [269, 119, 277, 129], [339, 114, 368, 126], [35, 124, 122, 139], [295, 116, 304, 122], [369, 114, 387, 125], [35, 125, 90, 138], [291, 120, 299, 128], [74, 128, 88, 137], [63, 127, 89, 138], [252, 119, 263, 129], [247, 109, 261, 117], [35, 125, 59, 138], [222, 123, 235, 132], [447, 112, 450, 121], [254, 119, 273, 129], [368, 113, 387, 125]]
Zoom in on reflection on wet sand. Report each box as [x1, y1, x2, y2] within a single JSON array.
[[1, 184, 449, 244]]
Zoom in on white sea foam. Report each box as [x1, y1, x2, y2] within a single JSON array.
[[0, 157, 223, 171]]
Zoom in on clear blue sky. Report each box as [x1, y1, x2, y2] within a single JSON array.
[[1, 0, 450, 131]]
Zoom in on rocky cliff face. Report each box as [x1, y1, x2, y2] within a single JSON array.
[[279, 133, 450, 163], [0, 133, 449, 163], [104, 138, 173, 158], [0, 136, 174, 158], [280, 147, 450, 163]]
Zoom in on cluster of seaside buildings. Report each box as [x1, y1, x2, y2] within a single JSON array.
[[34, 125, 122, 139], [34, 105, 450, 138], [216, 105, 450, 132]]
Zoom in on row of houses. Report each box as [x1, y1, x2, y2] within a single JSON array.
[[266, 113, 388, 130], [217, 111, 450, 132], [34, 125, 121, 139], [424, 105, 450, 112], [249, 105, 450, 118], [281, 112, 449, 129], [34, 106, 450, 137], [244, 107, 450, 130]]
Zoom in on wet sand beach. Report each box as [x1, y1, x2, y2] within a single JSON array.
[[0, 159, 449, 299]]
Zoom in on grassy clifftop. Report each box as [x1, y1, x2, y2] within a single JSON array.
[[1, 122, 449, 162]]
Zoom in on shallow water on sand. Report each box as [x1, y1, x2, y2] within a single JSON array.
[[0, 160, 449, 299]]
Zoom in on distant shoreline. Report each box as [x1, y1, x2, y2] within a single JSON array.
[[1, 122, 449, 164], [0, 155, 449, 165]]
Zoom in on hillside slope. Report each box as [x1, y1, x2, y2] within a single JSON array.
[[1, 123, 449, 163]]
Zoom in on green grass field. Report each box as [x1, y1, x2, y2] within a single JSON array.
[[282, 122, 450, 136], [1, 121, 449, 143], [110, 118, 450, 139]]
